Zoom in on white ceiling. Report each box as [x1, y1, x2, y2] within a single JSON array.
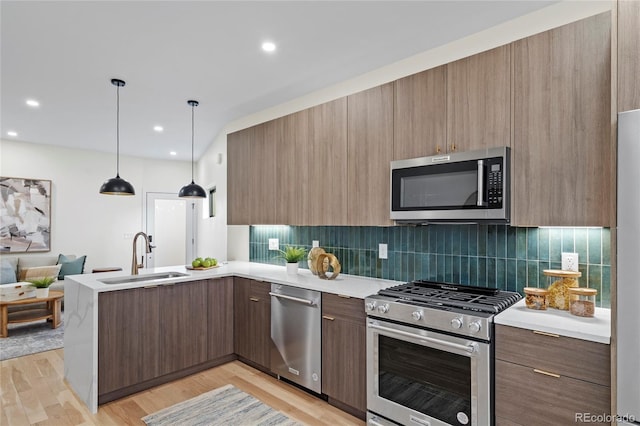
[[1, 1, 556, 162]]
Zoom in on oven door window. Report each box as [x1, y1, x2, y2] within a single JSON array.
[[378, 335, 472, 425]]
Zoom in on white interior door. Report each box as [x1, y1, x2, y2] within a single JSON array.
[[145, 193, 196, 268]]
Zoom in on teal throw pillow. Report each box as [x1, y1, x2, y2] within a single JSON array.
[[1, 259, 17, 284], [57, 254, 86, 279]]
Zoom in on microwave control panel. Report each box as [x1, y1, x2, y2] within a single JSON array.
[[486, 158, 503, 208]]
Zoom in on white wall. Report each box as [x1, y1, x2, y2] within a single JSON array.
[[1, 139, 192, 272], [196, 0, 612, 260]]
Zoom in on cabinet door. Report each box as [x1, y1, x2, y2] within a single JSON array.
[[276, 110, 309, 225], [207, 277, 234, 360], [347, 84, 394, 226], [98, 287, 159, 395], [227, 129, 250, 225], [394, 66, 447, 159], [234, 278, 271, 369], [249, 123, 277, 224], [321, 294, 366, 414], [307, 98, 348, 225], [496, 360, 610, 426], [512, 12, 611, 226], [446, 45, 511, 152], [158, 280, 208, 375], [618, 0, 640, 111]]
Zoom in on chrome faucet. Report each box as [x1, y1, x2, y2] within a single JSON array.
[[131, 232, 152, 275]]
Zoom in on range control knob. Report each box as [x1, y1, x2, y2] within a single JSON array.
[[365, 302, 376, 311], [411, 311, 423, 321], [451, 318, 463, 329], [468, 321, 482, 333], [377, 304, 389, 314]]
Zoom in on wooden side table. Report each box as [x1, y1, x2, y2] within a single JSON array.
[[0, 290, 64, 338]]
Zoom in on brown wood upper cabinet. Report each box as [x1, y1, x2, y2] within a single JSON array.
[[394, 66, 447, 160], [227, 129, 250, 225], [276, 110, 309, 225], [446, 45, 511, 153], [511, 12, 612, 227], [618, 0, 640, 112], [347, 83, 394, 226], [307, 98, 348, 226], [250, 122, 277, 224]]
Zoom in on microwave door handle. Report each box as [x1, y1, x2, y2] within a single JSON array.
[[477, 159, 485, 207]]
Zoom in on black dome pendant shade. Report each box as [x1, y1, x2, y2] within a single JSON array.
[[179, 100, 206, 198], [100, 79, 135, 196]]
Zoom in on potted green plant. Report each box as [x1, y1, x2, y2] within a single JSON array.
[[27, 276, 56, 298], [277, 246, 307, 274]]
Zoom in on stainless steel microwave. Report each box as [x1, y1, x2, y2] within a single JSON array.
[[390, 146, 510, 223]]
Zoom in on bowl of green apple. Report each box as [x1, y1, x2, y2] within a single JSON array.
[[188, 257, 219, 270]]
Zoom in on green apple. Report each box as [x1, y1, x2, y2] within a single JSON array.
[[202, 259, 212, 268], [192, 258, 202, 268], [211, 258, 218, 266]]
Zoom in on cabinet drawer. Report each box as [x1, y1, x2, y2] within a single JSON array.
[[249, 280, 271, 303], [322, 293, 365, 323], [495, 325, 610, 386], [496, 360, 610, 426]]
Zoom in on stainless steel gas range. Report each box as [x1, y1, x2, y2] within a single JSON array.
[[365, 280, 521, 426]]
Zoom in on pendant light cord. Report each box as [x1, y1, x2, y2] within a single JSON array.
[[191, 102, 195, 184], [116, 84, 121, 178]]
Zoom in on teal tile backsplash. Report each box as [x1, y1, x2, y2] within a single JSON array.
[[250, 225, 611, 307]]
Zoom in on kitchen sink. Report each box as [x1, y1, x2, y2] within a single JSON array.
[[98, 271, 189, 285]]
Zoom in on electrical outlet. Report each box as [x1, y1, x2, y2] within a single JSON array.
[[312, 240, 320, 248], [379, 243, 388, 259], [268, 238, 279, 251], [562, 252, 579, 271]]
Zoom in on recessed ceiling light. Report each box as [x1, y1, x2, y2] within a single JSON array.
[[7, 131, 18, 137], [170, 151, 177, 156], [261, 41, 276, 53], [26, 99, 40, 107], [153, 125, 164, 132]]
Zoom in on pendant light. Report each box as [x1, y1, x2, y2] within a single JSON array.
[[178, 100, 206, 198], [99, 79, 135, 195]]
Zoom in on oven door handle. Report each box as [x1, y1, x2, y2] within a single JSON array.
[[368, 323, 477, 354]]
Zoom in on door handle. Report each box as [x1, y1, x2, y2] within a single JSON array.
[[477, 159, 485, 207], [249, 297, 259, 302], [269, 292, 316, 306], [322, 315, 335, 321], [368, 323, 477, 354]]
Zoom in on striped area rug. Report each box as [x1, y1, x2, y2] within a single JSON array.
[[142, 384, 303, 426]]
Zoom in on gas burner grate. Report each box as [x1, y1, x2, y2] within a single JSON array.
[[379, 280, 522, 314]]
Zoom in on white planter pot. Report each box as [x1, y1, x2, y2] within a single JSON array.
[[286, 263, 299, 275], [35, 287, 50, 298]]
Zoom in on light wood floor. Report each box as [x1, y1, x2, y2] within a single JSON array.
[[0, 349, 364, 426]]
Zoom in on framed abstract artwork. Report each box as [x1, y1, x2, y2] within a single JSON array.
[[0, 177, 52, 253]]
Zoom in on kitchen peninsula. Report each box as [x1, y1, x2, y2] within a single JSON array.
[[63, 262, 399, 414]]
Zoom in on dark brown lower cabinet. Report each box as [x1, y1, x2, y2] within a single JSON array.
[[208, 277, 234, 360], [321, 293, 366, 418], [98, 286, 160, 396], [495, 325, 611, 426], [158, 280, 208, 375], [98, 279, 234, 403], [233, 277, 271, 369]]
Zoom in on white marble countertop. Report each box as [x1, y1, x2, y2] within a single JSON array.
[[495, 299, 611, 344], [67, 261, 401, 299]]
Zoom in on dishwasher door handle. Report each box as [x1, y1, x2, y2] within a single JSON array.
[[269, 292, 316, 306]]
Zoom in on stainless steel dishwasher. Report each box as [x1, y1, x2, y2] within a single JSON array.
[[270, 283, 322, 394]]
